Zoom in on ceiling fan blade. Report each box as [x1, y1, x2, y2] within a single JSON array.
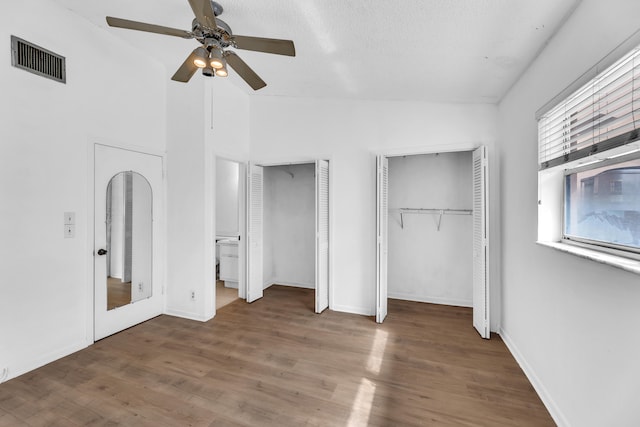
[[187, 0, 218, 30], [171, 51, 200, 83], [106, 17, 193, 39], [224, 51, 266, 90], [232, 35, 296, 57]]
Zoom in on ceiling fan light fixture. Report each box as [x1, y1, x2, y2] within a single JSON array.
[[215, 62, 228, 77], [202, 64, 215, 77], [193, 47, 208, 68], [209, 47, 224, 69]]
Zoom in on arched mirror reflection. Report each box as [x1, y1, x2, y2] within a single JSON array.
[[106, 171, 153, 310]]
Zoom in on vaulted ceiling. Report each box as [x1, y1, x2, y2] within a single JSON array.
[[54, 0, 581, 103]]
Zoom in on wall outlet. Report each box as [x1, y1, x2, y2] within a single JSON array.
[[190, 290, 196, 301], [138, 282, 143, 292], [64, 224, 75, 238], [63, 211, 75, 225]]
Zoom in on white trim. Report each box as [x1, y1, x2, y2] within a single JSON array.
[[6, 341, 88, 382], [266, 280, 315, 290], [204, 139, 216, 320], [537, 241, 640, 275], [251, 156, 318, 167], [332, 304, 374, 316], [499, 328, 570, 427], [86, 140, 96, 344], [387, 292, 472, 308], [375, 142, 479, 158], [328, 158, 334, 311], [164, 310, 213, 322]]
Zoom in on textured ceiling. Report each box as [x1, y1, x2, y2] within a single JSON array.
[[53, 0, 581, 103]]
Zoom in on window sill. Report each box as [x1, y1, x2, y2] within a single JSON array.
[[537, 241, 640, 275]]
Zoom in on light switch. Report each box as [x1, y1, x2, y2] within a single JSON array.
[[64, 212, 75, 225], [64, 224, 75, 238]]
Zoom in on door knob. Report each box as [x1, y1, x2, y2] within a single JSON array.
[[97, 249, 108, 256]]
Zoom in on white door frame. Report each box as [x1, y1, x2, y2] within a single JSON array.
[[87, 141, 166, 342], [212, 155, 248, 311], [249, 157, 333, 311], [374, 143, 491, 335]]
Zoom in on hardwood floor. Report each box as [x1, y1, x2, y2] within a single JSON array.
[[0, 286, 554, 426]]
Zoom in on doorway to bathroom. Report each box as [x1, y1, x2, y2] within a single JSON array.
[[215, 157, 246, 310]]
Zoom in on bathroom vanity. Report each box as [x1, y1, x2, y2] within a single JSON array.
[[217, 238, 239, 288]]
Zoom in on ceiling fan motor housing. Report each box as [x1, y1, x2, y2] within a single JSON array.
[[191, 18, 233, 49]]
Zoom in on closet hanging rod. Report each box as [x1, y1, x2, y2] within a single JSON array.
[[390, 208, 473, 230]]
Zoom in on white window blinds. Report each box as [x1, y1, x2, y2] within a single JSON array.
[[538, 45, 640, 170]]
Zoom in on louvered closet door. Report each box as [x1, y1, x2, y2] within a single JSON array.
[[315, 160, 330, 313], [247, 163, 264, 303], [376, 155, 389, 323], [472, 146, 490, 339]]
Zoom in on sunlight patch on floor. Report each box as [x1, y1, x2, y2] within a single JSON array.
[[346, 378, 377, 427], [347, 329, 389, 426], [366, 329, 389, 375]]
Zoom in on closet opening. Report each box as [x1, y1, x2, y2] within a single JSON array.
[[215, 157, 245, 309], [246, 160, 330, 313], [376, 148, 489, 338]]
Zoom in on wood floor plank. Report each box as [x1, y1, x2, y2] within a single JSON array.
[[0, 285, 554, 426]]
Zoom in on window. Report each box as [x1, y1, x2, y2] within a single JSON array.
[[537, 39, 640, 264], [564, 157, 640, 253]]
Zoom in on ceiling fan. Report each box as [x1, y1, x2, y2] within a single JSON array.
[[105, 0, 295, 90]]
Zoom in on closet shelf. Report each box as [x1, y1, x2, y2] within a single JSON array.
[[391, 208, 473, 231]]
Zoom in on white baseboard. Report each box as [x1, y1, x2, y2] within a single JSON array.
[[164, 308, 211, 322], [331, 304, 374, 316], [5, 340, 88, 383], [387, 292, 472, 308], [264, 279, 315, 290], [499, 327, 569, 427], [274, 281, 315, 289]]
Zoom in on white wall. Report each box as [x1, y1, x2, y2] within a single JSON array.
[[249, 97, 499, 319], [215, 158, 239, 237], [263, 164, 315, 289], [165, 62, 251, 321], [0, 0, 166, 381], [497, 0, 640, 425], [387, 153, 473, 306], [165, 76, 208, 320]]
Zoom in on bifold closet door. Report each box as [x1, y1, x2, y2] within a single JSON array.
[[472, 146, 490, 339], [315, 159, 329, 313], [246, 163, 264, 303], [376, 155, 389, 323]]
